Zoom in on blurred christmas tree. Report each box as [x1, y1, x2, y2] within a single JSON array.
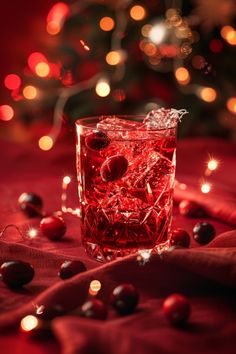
[[1, 0, 236, 149]]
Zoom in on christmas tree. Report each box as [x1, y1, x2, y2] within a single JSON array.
[[1, 0, 236, 150]]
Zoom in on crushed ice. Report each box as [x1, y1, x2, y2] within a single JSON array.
[[143, 108, 188, 129]]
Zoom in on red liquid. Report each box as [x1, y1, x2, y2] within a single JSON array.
[[76, 120, 176, 261]]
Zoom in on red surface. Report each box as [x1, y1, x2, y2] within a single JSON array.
[[0, 136, 236, 353]]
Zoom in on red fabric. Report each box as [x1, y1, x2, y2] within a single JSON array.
[[0, 137, 236, 353]]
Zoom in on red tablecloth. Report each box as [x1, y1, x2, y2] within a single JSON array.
[[0, 137, 236, 354]]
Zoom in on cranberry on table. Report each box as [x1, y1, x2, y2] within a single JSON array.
[[0, 260, 34, 288], [40, 215, 66, 241], [110, 283, 139, 315], [80, 299, 107, 320], [179, 200, 207, 218], [59, 260, 87, 280], [193, 222, 215, 245], [163, 293, 191, 326], [85, 131, 110, 150], [100, 155, 128, 182], [18, 192, 43, 217], [170, 229, 190, 248]]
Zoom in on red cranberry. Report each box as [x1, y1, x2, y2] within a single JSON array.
[[170, 229, 190, 248], [163, 293, 191, 326], [18, 192, 43, 217], [85, 131, 110, 150], [179, 200, 207, 218], [110, 283, 139, 315], [59, 260, 87, 280], [80, 299, 107, 320], [100, 155, 128, 182], [40, 216, 66, 241], [0, 261, 34, 288], [193, 222, 215, 245]]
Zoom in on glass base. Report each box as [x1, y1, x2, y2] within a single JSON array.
[[83, 240, 171, 263]]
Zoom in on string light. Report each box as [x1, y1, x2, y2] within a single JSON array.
[[201, 182, 211, 194], [20, 315, 39, 332], [95, 79, 110, 97], [35, 62, 50, 77], [226, 97, 236, 113], [149, 22, 166, 44], [79, 40, 90, 51], [23, 85, 38, 100], [89, 280, 102, 296], [175, 67, 190, 85], [27, 228, 38, 239], [4, 74, 21, 91], [208, 159, 218, 171], [130, 5, 146, 21], [0, 105, 14, 121], [38, 136, 54, 151], [199, 87, 217, 102], [99, 17, 115, 31]]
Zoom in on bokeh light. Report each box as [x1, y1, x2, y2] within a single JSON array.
[[63, 176, 71, 184], [35, 62, 50, 77], [47, 2, 69, 35], [208, 159, 218, 171], [99, 17, 115, 31], [226, 97, 236, 113], [95, 79, 110, 97], [38, 136, 54, 151], [220, 25, 234, 39], [23, 86, 38, 100], [0, 105, 14, 121], [106, 51, 121, 65], [21, 315, 39, 332], [89, 280, 102, 296], [4, 74, 21, 90], [175, 67, 190, 85], [28, 52, 48, 71], [199, 87, 217, 102], [27, 228, 38, 239], [130, 5, 146, 21], [149, 23, 166, 44], [47, 20, 61, 35], [201, 182, 211, 194]]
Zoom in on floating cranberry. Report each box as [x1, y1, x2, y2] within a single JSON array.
[[40, 216, 66, 241], [163, 293, 191, 326], [80, 299, 107, 320], [0, 261, 34, 288], [85, 131, 110, 150], [100, 155, 128, 182], [18, 192, 43, 217], [170, 229, 190, 248], [59, 260, 87, 280], [110, 283, 139, 315], [193, 222, 215, 245], [179, 200, 207, 218]]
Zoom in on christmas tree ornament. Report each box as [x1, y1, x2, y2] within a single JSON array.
[[179, 200, 207, 218], [110, 283, 139, 315], [80, 298, 107, 320], [163, 293, 191, 326], [40, 215, 66, 241], [18, 192, 43, 217], [0, 260, 34, 288], [59, 260, 87, 280], [193, 222, 216, 245], [170, 229, 190, 248]]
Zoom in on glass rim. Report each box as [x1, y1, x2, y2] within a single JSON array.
[[75, 115, 177, 131]]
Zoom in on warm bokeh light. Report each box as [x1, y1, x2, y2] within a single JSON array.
[[208, 159, 218, 171], [47, 20, 61, 35], [35, 62, 50, 77], [47, 2, 69, 27], [201, 182, 211, 194], [130, 5, 146, 21], [38, 136, 54, 151], [27, 228, 38, 239], [226, 97, 236, 113], [28, 52, 47, 71], [143, 42, 157, 56], [141, 24, 152, 37], [175, 67, 190, 85], [95, 79, 110, 97], [63, 176, 71, 184], [4, 74, 21, 90], [225, 30, 236, 45], [23, 86, 37, 100], [199, 87, 217, 102], [99, 17, 115, 31], [106, 51, 121, 65], [149, 23, 166, 44], [80, 40, 90, 51], [21, 315, 38, 332], [221, 25, 234, 39], [89, 280, 101, 296], [0, 105, 14, 121]]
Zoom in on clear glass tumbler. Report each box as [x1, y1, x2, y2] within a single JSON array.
[[75, 115, 177, 262]]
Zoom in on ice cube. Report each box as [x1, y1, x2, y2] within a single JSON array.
[[97, 116, 142, 131], [142, 108, 188, 130]]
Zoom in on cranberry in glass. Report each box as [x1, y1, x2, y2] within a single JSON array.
[[85, 131, 110, 150], [170, 229, 190, 248], [0, 260, 34, 288], [18, 192, 43, 217], [193, 222, 215, 245], [100, 155, 128, 182], [110, 283, 139, 315], [40, 216, 66, 241], [59, 260, 87, 280], [80, 299, 107, 320], [163, 293, 191, 326]]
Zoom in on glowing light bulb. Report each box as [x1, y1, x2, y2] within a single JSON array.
[[199, 87, 217, 102], [95, 79, 110, 97], [38, 136, 54, 151], [4, 74, 21, 90], [23, 85, 37, 100], [21, 315, 38, 332], [227, 97, 236, 113], [149, 23, 166, 44], [35, 62, 50, 77], [175, 67, 190, 85], [201, 183, 211, 194], [208, 159, 218, 171], [0, 105, 14, 121], [89, 280, 101, 296], [130, 5, 146, 21], [99, 17, 115, 31], [63, 176, 71, 184]]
